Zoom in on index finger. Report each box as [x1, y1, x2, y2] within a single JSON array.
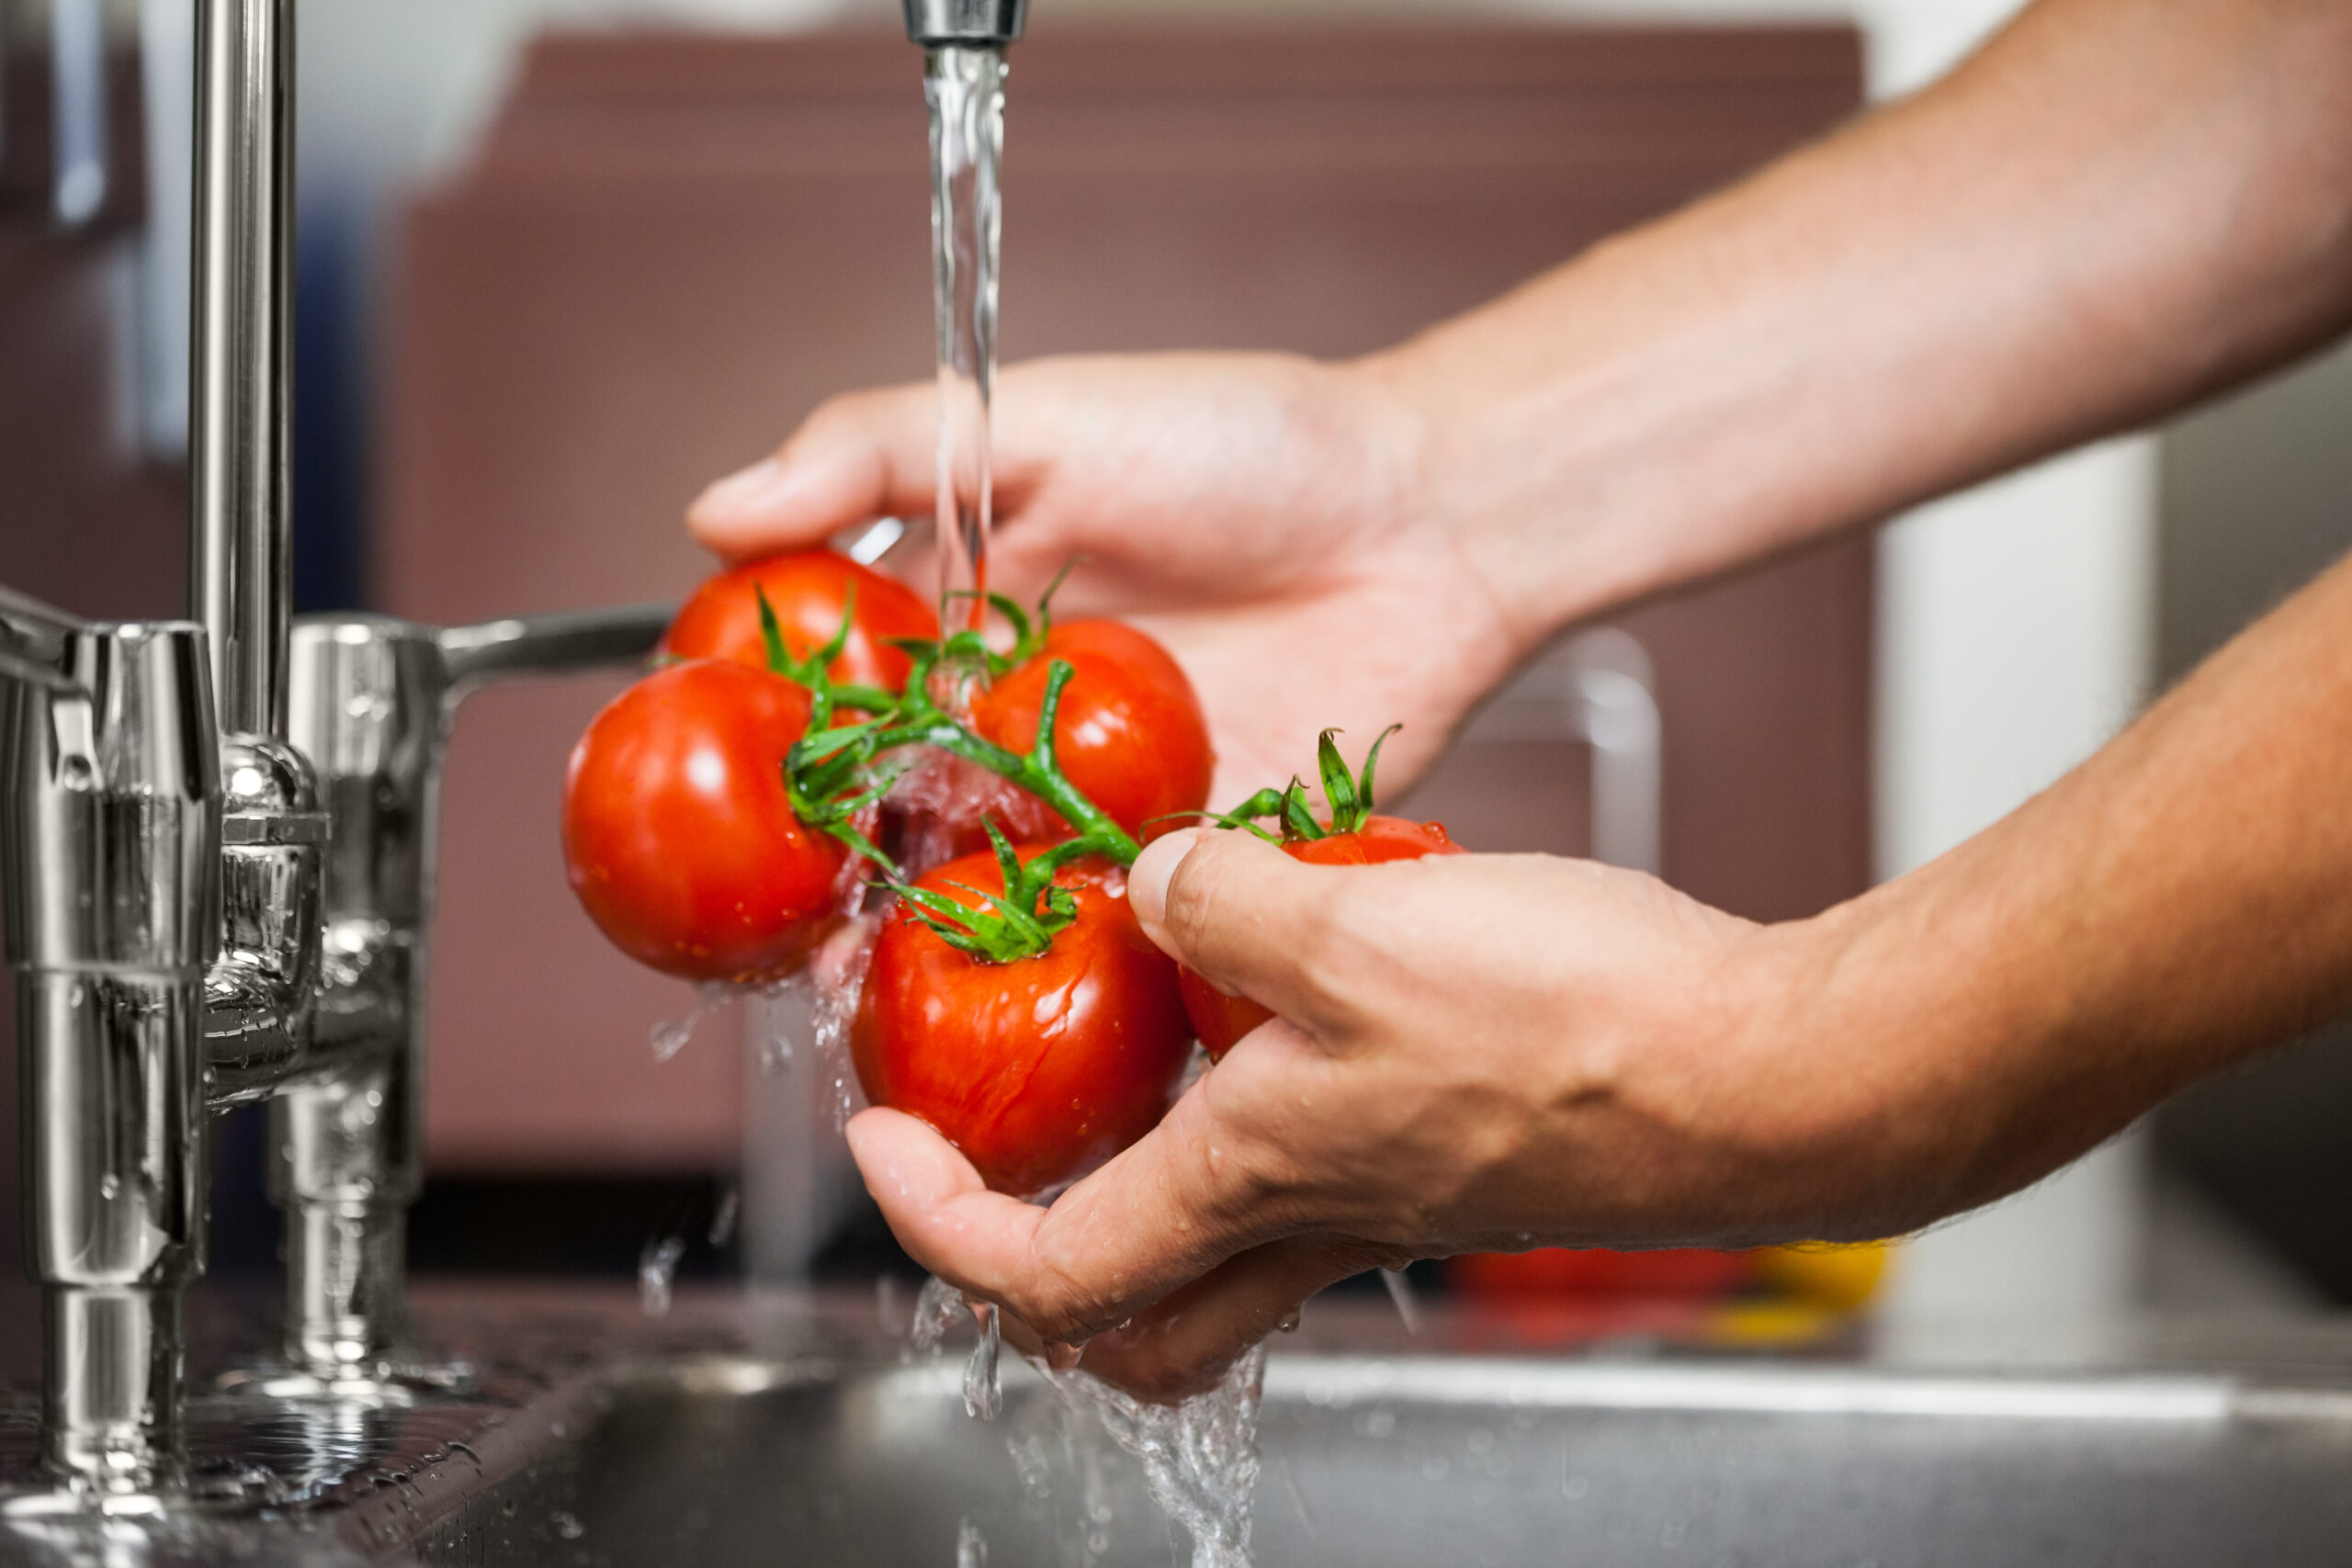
[[687, 382, 937, 559]]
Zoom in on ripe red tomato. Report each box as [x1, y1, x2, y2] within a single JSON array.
[[852, 848, 1193, 1197], [662, 548, 939, 693], [956, 619, 1215, 846], [1179, 817, 1462, 1059], [563, 659, 848, 982]]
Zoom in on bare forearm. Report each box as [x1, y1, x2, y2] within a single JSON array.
[[1384, 0, 2352, 647], [1791, 549, 2352, 1222]]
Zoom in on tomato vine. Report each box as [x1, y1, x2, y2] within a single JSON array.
[[752, 581, 1144, 948]]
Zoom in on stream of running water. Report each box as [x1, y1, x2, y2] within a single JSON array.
[[925, 44, 1005, 632]]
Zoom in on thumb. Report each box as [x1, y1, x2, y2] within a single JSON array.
[[1129, 827, 1344, 1035], [687, 381, 938, 559]]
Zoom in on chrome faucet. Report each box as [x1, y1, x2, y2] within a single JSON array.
[[272, 606, 667, 1381], [2, 596, 218, 1489], [0, 0, 668, 1492], [902, 0, 1028, 46]]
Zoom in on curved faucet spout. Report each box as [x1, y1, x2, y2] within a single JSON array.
[[274, 604, 669, 1378]]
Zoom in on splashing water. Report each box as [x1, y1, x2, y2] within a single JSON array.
[[913, 1273, 966, 1352], [888, 749, 1038, 879], [925, 44, 1005, 630], [650, 980, 734, 1063], [745, 913, 880, 1123], [1380, 1268, 1422, 1334], [1051, 1345, 1271, 1568], [909, 1275, 1271, 1567], [913, 1277, 1006, 1422], [753, 1016, 796, 1076], [638, 1233, 686, 1318], [965, 1303, 1004, 1422], [956, 1516, 989, 1568], [707, 1185, 741, 1248], [800, 915, 881, 1127]]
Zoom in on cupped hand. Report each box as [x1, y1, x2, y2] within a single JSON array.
[[845, 828, 1953, 1402], [687, 352, 1526, 804]]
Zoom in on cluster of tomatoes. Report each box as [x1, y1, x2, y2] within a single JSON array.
[[561, 548, 1455, 1199]]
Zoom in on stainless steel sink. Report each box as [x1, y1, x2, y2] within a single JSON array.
[[7, 1286, 2352, 1565], [413, 1348, 2352, 1567]]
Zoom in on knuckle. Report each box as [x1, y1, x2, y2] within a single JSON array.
[[790, 391, 860, 445], [1194, 1063, 1320, 1224], [1021, 1252, 1125, 1341], [794, 383, 916, 450], [1164, 836, 1256, 963], [1283, 882, 1377, 1024]]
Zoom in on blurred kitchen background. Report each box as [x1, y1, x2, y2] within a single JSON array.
[[0, 0, 2345, 1338]]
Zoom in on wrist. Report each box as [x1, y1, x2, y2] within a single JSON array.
[[1724, 887, 2028, 1238], [1351, 239, 1767, 660]]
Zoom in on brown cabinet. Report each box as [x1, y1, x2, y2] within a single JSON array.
[[385, 23, 1867, 1175]]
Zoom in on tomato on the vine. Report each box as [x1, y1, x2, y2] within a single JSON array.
[[1179, 730, 1463, 1059], [662, 548, 939, 693], [562, 659, 849, 983], [852, 840, 1193, 1197], [951, 618, 1214, 847]]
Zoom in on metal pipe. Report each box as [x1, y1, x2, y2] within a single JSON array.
[[1564, 629, 1663, 877], [188, 0, 295, 741], [435, 603, 675, 691]]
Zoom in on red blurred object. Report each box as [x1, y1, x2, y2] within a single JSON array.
[[1450, 1247, 1757, 1298]]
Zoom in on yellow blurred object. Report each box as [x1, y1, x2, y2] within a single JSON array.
[[1751, 1240, 1893, 1310]]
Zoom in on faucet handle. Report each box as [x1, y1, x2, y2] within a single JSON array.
[[286, 602, 674, 928], [435, 603, 673, 694]]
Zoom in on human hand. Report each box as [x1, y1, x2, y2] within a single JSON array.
[[845, 827, 1951, 1401], [686, 352, 1530, 804]]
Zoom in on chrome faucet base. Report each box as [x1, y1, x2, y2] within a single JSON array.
[[274, 1063, 416, 1377], [39, 1289, 185, 1494], [275, 607, 670, 1379], [3, 618, 219, 1492]]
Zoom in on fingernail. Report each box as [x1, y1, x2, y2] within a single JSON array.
[[1128, 832, 1197, 927], [691, 457, 792, 522]]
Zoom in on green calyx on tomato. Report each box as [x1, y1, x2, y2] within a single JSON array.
[[933, 557, 1078, 683], [1208, 723, 1403, 844], [852, 842, 1192, 1197], [1178, 726, 1463, 1062], [662, 547, 940, 693], [618, 549, 1177, 970], [783, 636, 1147, 875], [889, 818, 1112, 964], [752, 583, 899, 725]]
